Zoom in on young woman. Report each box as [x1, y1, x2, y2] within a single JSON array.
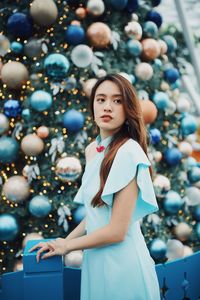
[[29, 74, 161, 300]]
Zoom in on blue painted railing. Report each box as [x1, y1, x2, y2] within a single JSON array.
[[0, 239, 200, 300]]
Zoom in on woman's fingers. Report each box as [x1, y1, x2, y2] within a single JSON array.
[[28, 242, 45, 253], [41, 250, 56, 260]]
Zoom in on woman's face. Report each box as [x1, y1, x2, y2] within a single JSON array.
[[93, 80, 126, 137]]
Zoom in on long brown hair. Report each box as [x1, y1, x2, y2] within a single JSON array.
[[88, 73, 152, 208]]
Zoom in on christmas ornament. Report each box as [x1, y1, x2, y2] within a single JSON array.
[[173, 222, 192, 242], [140, 99, 158, 124], [30, 90, 53, 111], [4, 100, 21, 117], [0, 35, 10, 56], [71, 44, 93, 68], [185, 186, 200, 206], [87, 22, 111, 48], [64, 250, 83, 268], [152, 91, 169, 109], [118, 72, 132, 82], [63, 109, 84, 132], [21, 134, 44, 156], [126, 0, 139, 13], [21, 109, 31, 121], [73, 205, 86, 223], [153, 174, 171, 192], [55, 156, 82, 182], [1, 61, 29, 89], [163, 190, 183, 214], [141, 38, 160, 60], [135, 62, 153, 80], [29, 195, 52, 218], [2, 176, 30, 202], [178, 141, 193, 157], [181, 114, 198, 136], [146, 10, 162, 28], [162, 35, 177, 53], [182, 245, 193, 257], [149, 128, 161, 144], [7, 12, 33, 38], [165, 100, 176, 115], [30, 0, 58, 27], [22, 232, 43, 248], [0, 214, 19, 241], [0, 113, 9, 134], [149, 238, 167, 260], [24, 38, 44, 58], [166, 239, 184, 261], [124, 21, 142, 40], [36, 126, 49, 139], [44, 53, 70, 79], [82, 78, 98, 98], [164, 68, 180, 84], [13, 260, 23, 272], [126, 39, 142, 57], [75, 7, 87, 19], [65, 23, 85, 45], [0, 136, 19, 164], [158, 39, 168, 54], [143, 21, 158, 38], [10, 41, 23, 54], [87, 0, 105, 16], [187, 167, 200, 184], [164, 147, 182, 166]]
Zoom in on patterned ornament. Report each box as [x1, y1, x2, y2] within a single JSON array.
[[55, 156, 82, 182]]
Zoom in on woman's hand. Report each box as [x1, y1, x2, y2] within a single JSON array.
[[28, 238, 70, 263]]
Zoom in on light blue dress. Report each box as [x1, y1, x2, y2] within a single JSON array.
[[73, 134, 161, 300]]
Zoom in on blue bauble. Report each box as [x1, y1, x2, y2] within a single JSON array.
[[65, 24, 85, 45], [153, 59, 162, 69], [196, 222, 200, 239], [184, 157, 197, 170], [194, 205, 200, 222], [187, 167, 200, 184], [111, 0, 128, 10], [149, 238, 167, 260], [4, 100, 21, 118], [0, 136, 19, 164], [63, 109, 84, 133], [64, 77, 77, 90], [126, 0, 139, 12], [126, 39, 142, 56], [164, 190, 183, 214], [29, 195, 52, 218], [164, 147, 182, 166], [149, 128, 161, 144], [73, 205, 86, 224], [143, 21, 158, 38], [44, 53, 70, 79], [181, 114, 198, 136], [162, 35, 177, 53], [10, 41, 23, 54], [30, 90, 53, 112], [129, 74, 136, 84], [153, 92, 169, 109], [146, 10, 162, 28], [21, 108, 31, 121], [170, 79, 181, 90], [164, 68, 180, 84], [0, 214, 19, 241], [7, 13, 33, 38], [151, 0, 161, 6]]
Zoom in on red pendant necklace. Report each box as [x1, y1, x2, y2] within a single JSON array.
[[96, 145, 105, 152]]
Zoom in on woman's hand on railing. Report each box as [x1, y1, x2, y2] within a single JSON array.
[[28, 238, 70, 263]]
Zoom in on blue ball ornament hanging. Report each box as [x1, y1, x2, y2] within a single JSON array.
[[163, 190, 183, 214], [164, 147, 182, 166], [0, 136, 19, 164], [164, 68, 180, 84], [21, 108, 31, 121], [143, 21, 158, 38], [0, 214, 19, 241], [4, 100, 21, 118], [126, 0, 139, 12], [63, 109, 84, 133], [44, 53, 70, 79], [162, 35, 177, 53], [7, 12, 33, 38], [73, 205, 86, 224], [187, 167, 200, 184], [126, 39, 142, 56], [30, 90, 53, 112], [149, 128, 161, 144], [10, 41, 23, 54], [29, 195, 52, 218], [153, 92, 169, 109], [181, 114, 198, 136], [65, 24, 85, 45], [64, 77, 77, 91], [111, 0, 128, 10], [149, 238, 167, 260], [146, 10, 162, 28]]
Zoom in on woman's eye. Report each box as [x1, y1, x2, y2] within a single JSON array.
[[97, 98, 104, 102], [114, 99, 122, 103]]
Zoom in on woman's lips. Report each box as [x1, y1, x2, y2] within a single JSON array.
[[101, 116, 112, 121]]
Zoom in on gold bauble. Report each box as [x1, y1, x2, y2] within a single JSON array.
[[30, 0, 58, 26], [1, 61, 29, 89], [21, 134, 44, 156], [87, 22, 111, 48]]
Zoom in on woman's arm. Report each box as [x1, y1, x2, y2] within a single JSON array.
[[65, 217, 86, 241]]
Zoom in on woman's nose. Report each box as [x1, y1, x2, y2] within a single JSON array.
[[103, 101, 112, 111]]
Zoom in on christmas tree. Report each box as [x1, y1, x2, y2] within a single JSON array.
[[0, 0, 200, 275]]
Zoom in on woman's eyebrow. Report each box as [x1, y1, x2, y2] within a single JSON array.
[[95, 93, 122, 97]]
